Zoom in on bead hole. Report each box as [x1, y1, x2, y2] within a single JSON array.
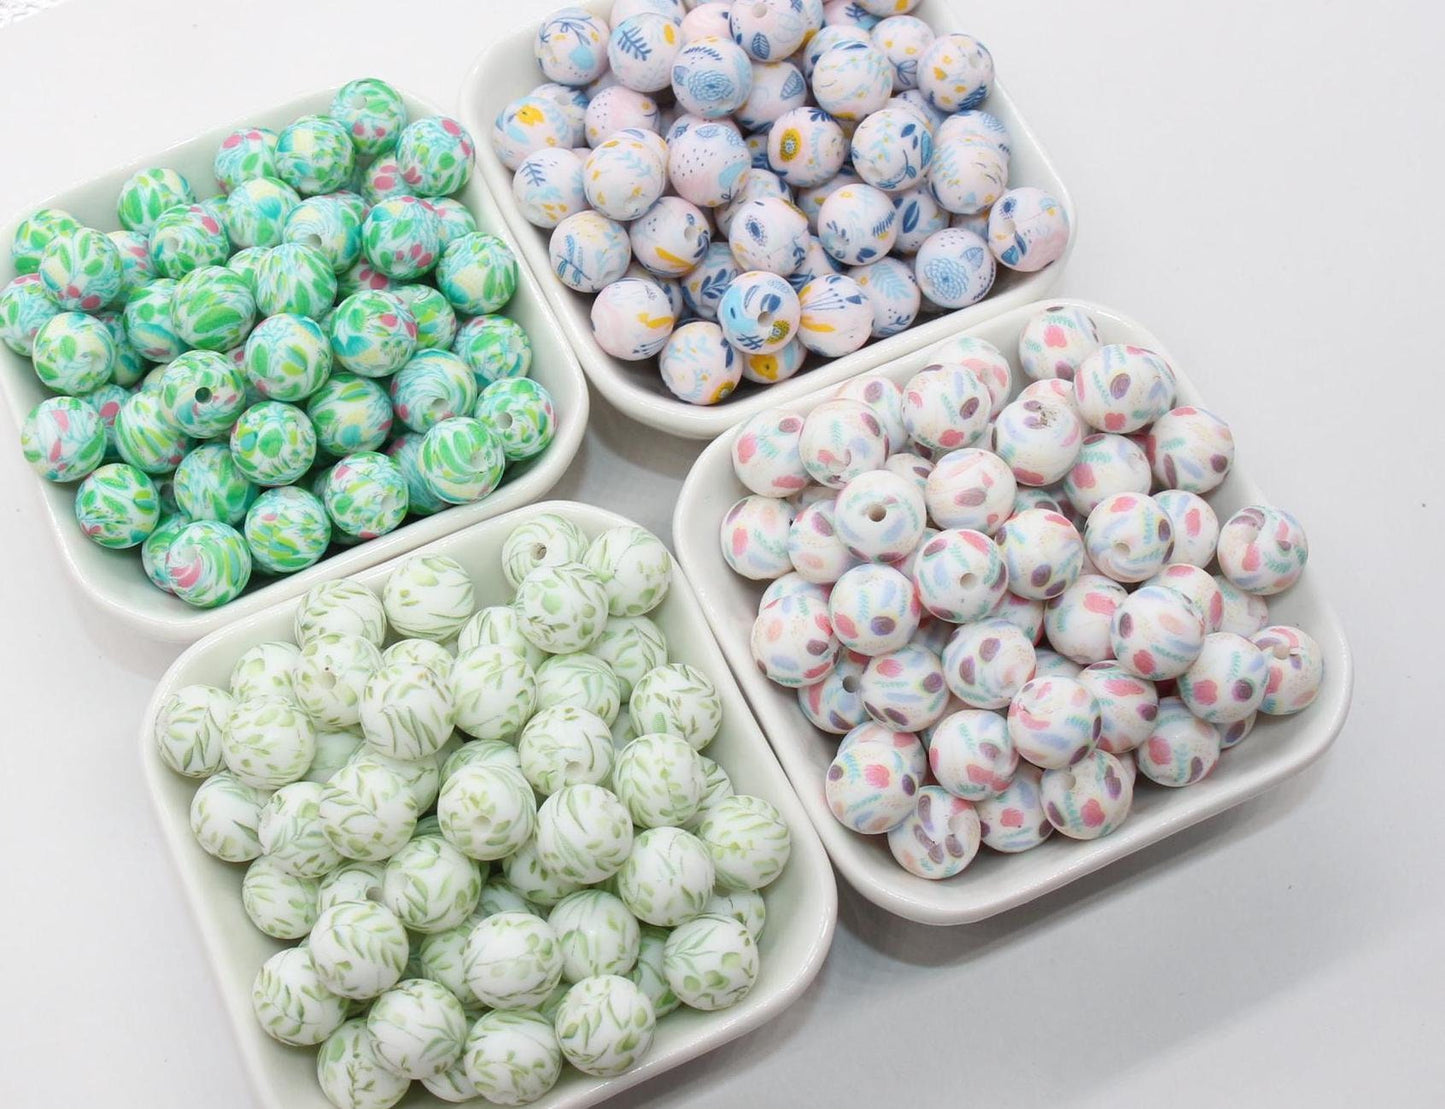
[[751, 0, 770, 15], [425, 397, 451, 420], [1270, 643, 1292, 661], [349, 92, 368, 111], [757, 309, 775, 327], [495, 412, 514, 430], [1112, 541, 1129, 558], [866, 504, 887, 522], [959, 571, 978, 589], [300, 233, 324, 250], [194, 386, 213, 404], [683, 224, 702, 243], [841, 675, 860, 693], [364, 887, 384, 903], [379, 489, 401, 512], [532, 543, 548, 561], [468, 447, 490, 468]]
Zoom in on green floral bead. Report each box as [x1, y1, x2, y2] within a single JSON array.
[[630, 663, 722, 753], [122, 278, 184, 361], [385, 638, 455, 681], [222, 696, 315, 787], [474, 376, 555, 463], [328, 289, 416, 376], [323, 450, 409, 537], [227, 245, 269, 294], [331, 78, 409, 157], [259, 780, 344, 878], [116, 167, 195, 234], [241, 855, 320, 940], [415, 926, 481, 1014], [461, 1010, 562, 1106], [462, 910, 564, 1010], [74, 462, 159, 548], [150, 204, 231, 279], [244, 485, 331, 574], [163, 518, 253, 606], [514, 560, 609, 655], [214, 126, 279, 193], [452, 314, 532, 388], [295, 578, 386, 645], [536, 783, 634, 885], [21, 395, 106, 482], [613, 733, 707, 829], [229, 640, 301, 703], [336, 257, 398, 298], [393, 284, 456, 350], [367, 979, 468, 1081], [592, 615, 668, 700], [189, 770, 269, 862], [32, 310, 115, 393], [500, 836, 583, 908], [222, 175, 300, 250], [425, 197, 479, 251], [276, 115, 357, 196], [173, 443, 257, 524], [318, 758, 419, 861], [362, 195, 441, 280], [630, 924, 680, 1017], [197, 193, 229, 228], [0, 274, 61, 356], [10, 207, 81, 274], [154, 682, 233, 777], [499, 512, 588, 590], [535, 654, 621, 723], [315, 858, 382, 912], [361, 158, 413, 206], [396, 116, 475, 197], [256, 242, 337, 319], [283, 194, 363, 273], [114, 391, 190, 473], [515, 704, 612, 796], [697, 794, 791, 891], [584, 523, 673, 617], [310, 900, 411, 1001], [417, 416, 504, 505], [681, 757, 732, 830], [244, 312, 332, 401], [391, 350, 477, 433], [105, 232, 155, 302], [457, 604, 546, 668], [437, 764, 536, 862], [307, 373, 394, 455], [661, 912, 759, 1011], [382, 552, 475, 640], [141, 513, 192, 591], [553, 974, 656, 1077], [385, 431, 446, 516], [549, 890, 641, 984], [436, 233, 517, 315], [38, 226, 123, 311], [172, 264, 257, 351], [79, 381, 129, 454], [702, 888, 766, 940], [159, 348, 249, 437], [382, 836, 483, 934], [229, 400, 316, 485]]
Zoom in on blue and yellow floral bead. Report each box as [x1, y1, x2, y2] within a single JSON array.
[[38, 226, 123, 312], [396, 116, 475, 197], [918, 32, 993, 113], [549, 211, 632, 293], [811, 39, 893, 121], [590, 277, 676, 360], [244, 485, 333, 573], [766, 106, 845, 188], [174, 442, 258, 525], [913, 226, 995, 308], [150, 204, 231, 280], [117, 167, 195, 234], [659, 320, 740, 404], [818, 183, 898, 264], [328, 289, 416, 376], [74, 462, 160, 548], [21, 395, 106, 482], [390, 350, 478, 433], [322, 451, 410, 537], [276, 115, 356, 196], [255, 243, 337, 319], [163, 518, 253, 607], [851, 106, 932, 193], [535, 7, 611, 87], [435, 232, 517, 315], [474, 377, 555, 462], [452, 315, 532, 387], [330, 78, 408, 158], [159, 348, 249, 438], [172, 265, 257, 352], [671, 35, 753, 119], [229, 400, 317, 486], [32, 311, 116, 394], [307, 373, 394, 456]]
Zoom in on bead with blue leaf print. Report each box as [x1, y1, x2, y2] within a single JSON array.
[[667, 120, 750, 206], [802, 24, 868, 77], [767, 106, 846, 188], [583, 87, 662, 146], [918, 32, 993, 112], [735, 61, 808, 131], [629, 196, 711, 277], [21, 395, 106, 482], [680, 241, 740, 320], [871, 15, 934, 89], [492, 95, 579, 173], [728, 196, 809, 275], [150, 205, 231, 280], [810, 40, 893, 121], [730, 0, 809, 61], [583, 136, 667, 220], [718, 271, 799, 355], [937, 109, 1012, 158], [740, 336, 807, 385], [849, 257, 920, 337], [797, 272, 872, 357], [535, 7, 611, 87], [670, 35, 753, 119], [362, 196, 441, 281], [929, 134, 1007, 215], [716, 167, 790, 237], [532, 81, 590, 137], [988, 187, 1070, 273], [33, 311, 116, 394], [591, 278, 676, 360], [891, 185, 949, 253], [851, 106, 933, 193], [513, 148, 588, 230], [788, 235, 841, 293], [913, 227, 995, 308], [224, 176, 300, 249], [549, 211, 632, 293], [660, 321, 741, 405], [608, 13, 681, 92], [818, 183, 898, 265]]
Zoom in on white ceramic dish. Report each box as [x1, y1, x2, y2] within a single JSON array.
[[458, 0, 1074, 440], [672, 299, 1354, 926], [0, 88, 588, 644], [140, 499, 837, 1109]]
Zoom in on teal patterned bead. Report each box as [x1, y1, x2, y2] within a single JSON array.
[[330, 78, 409, 157], [0, 274, 61, 356], [336, 257, 397, 299], [393, 284, 456, 350], [473, 376, 555, 462], [158, 348, 249, 437], [385, 432, 447, 517], [362, 195, 442, 280], [172, 264, 257, 351], [436, 233, 518, 315], [32, 311, 115, 393], [328, 289, 416, 376], [93, 311, 146, 387], [244, 312, 332, 401], [323, 451, 409, 537], [116, 167, 195, 234], [391, 350, 478, 433], [255, 243, 337, 319], [214, 126, 279, 193], [307, 373, 394, 455], [122, 278, 184, 362], [10, 207, 81, 274], [105, 230, 156, 299], [149, 204, 231, 279], [21, 395, 106, 481], [244, 485, 332, 573], [77, 381, 130, 459], [223, 175, 301, 248], [142, 513, 192, 591], [74, 462, 159, 548], [417, 416, 505, 505], [425, 197, 479, 251], [173, 443, 257, 524], [197, 193, 229, 228], [361, 158, 414, 205], [283, 195, 363, 273], [451, 314, 532, 388], [227, 246, 269, 294], [163, 518, 253, 606], [396, 116, 475, 197], [276, 115, 357, 196], [229, 400, 317, 485], [38, 226, 123, 312]]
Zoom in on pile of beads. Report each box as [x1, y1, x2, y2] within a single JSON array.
[[720, 302, 1324, 879], [156, 512, 789, 1108], [7, 79, 558, 609], [500, 1, 1069, 406]]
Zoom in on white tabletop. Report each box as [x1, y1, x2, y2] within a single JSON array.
[[1, 1, 1441, 1105]]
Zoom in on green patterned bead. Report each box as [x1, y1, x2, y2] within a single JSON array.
[[362, 195, 441, 280], [462, 910, 564, 1010], [244, 312, 332, 401], [154, 682, 233, 777], [417, 416, 504, 505], [189, 770, 269, 862], [436, 233, 517, 315], [553, 974, 656, 1076], [74, 462, 159, 548], [223, 696, 316, 787], [310, 900, 411, 1001], [228, 401, 316, 485], [535, 654, 621, 723], [331, 78, 409, 157], [255, 242, 337, 319], [382, 836, 483, 934], [661, 913, 758, 1011], [115, 390, 192, 473], [163, 518, 253, 607], [322, 451, 409, 537], [367, 979, 468, 1081], [159, 348, 249, 437], [38, 226, 123, 311], [584, 523, 672, 617], [116, 167, 195, 234], [149, 204, 231, 279], [361, 158, 413, 206], [696, 794, 791, 891], [391, 350, 477, 433], [78, 381, 130, 460], [549, 890, 641, 984], [452, 314, 532, 388], [241, 855, 320, 940], [32, 310, 115, 393], [214, 126, 279, 193], [307, 373, 394, 455], [500, 836, 583, 908], [328, 289, 416, 377], [437, 763, 536, 861], [396, 116, 475, 197], [701, 887, 766, 940], [317, 1018, 410, 1109], [629, 663, 722, 752], [230, 640, 301, 703], [425, 197, 479, 251], [244, 485, 332, 573], [295, 578, 386, 645], [591, 615, 668, 700], [514, 560, 609, 655], [122, 278, 184, 362], [382, 553, 476, 640], [499, 512, 588, 590], [105, 230, 156, 299], [197, 194, 229, 228], [336, 257, 398, 298], [386, 431, 447, 517], [173, 443, 257, 524], [21, 395, 106, 482], [315, 858, 383, 911], [223, 175, 301, 249], [457, 604, 546, 668], [0, 274, 61, 356], [227, 246, 269, 293], [276, 115, 357, 196], [172, 264, 257, 351], [613, 734, 707, 829], [283, 194, 363, 273], [318, 758, 418, 862], [630, 924, 680, 1017], [259, 780, 344, 878], [10, 207, 81, 274], [474, 376, 555, 462], [461, 1010, 562, 1106], [535, 783, 634, 885], [141, 513, 192, 591], [393, 284, 456, 350], [93, 311, 146, 387]]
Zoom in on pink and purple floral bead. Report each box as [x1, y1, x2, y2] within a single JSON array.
[[1073, 344, 1177, 434], [829, 563, 920, 655], [833, 468, 927, 561], [1216, 505, 1309, 596], [798, 649, 870, 733], [928, 707, 1017, 800], [1083, 492, 1175, 583], [1017, 303, 1100, 382], [721, 494, 794, 579], [1109, 583, 1207, 682], [1076, 661, 1159, 755], [1137, 696, 1220, 787], [912, 527, 1007, 623], [1251, 624, 1324, 715], [787, 499, 859, 583], [1042, 749, 1132, 839], [860, 642, 949, 731], [995, 508, 1083, 601], [826, 740, 920, 834], [1144, 405, 1234, 494], [1007, 676, 1100, 770], [887, 786, 981, 880], [751, 587, 838, 686], [976, 763, 1052, 853], [940, 618, 1035, 710]]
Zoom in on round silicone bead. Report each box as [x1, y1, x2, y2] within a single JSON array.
[[392, 280, 460, 352], [549, 210, 632, 294], [917, 31, 992, 110], [846, 257, 919, 338], [511, 561, 607, 655], [550, 974, 656, 1077], [669, 34, 752, 118], [395, 116, 474, 196], [387, 351, 475, 434], [10, 207, 82, 274], [1110, 583, 1207, 681], [258, 780, 344, 879], [1076, 660, 1159, 754], [239, 314, 328, 403], [36, 225, 122, 312], [379, 555, 473, 643], [250, 944, 347, 1049], [828, 564, 919, 656], [587, 618, 666, 705], [797, 649, 867, 733], [20, 395, 106, 482], [920, 448, 1010, 535], [848, 108, 931, 196], [218, 695, 312, 788], [870, 13, 933, 85], [751, 585, 838, 686], [536, 7, 610, 85], [815, 184, 897, 270], [304, 376, 391, 458], [831, 469, 925, 562], [228, 401, 315, 486], [667, 120, 751, 207], [155, 683, 233, 778], [1143, 563, 1225, 633], [70, 462, 158, 549], [115, 167, 194, 236], [500, 834, 584, 908], [546, 892, 642, 987], [1152, 490, 1218, 569], [105, 230, 156, 301], [912, 528, 1007, 623], [157, 517, 249, 605], [382, 835, 482, 934], [589, 277, 675, 362], [1084, 492, 1176, 583], [575, 526, 669, 619], [514, 705, 608, 794], [787, 499, 859, 583], [736, 59, 809, 132], [988, 185, 1070, 272], [275, 115, 355, 196], [307, 900, 410, 1003], [810, 38, 891, 120], [926, 702, 1016, 802], [1017, 303, 1100, 383], [660, 320, 741, 405], [31, 310, 115, 395], [886, 784, 980, 878], [114, 391, 192, 476], [361, 978, 468, 1082], [912, 226, 994, 308], [155, 349, 246, 438], [799, 398, 888, 488], [223, 176, 300, 250], [187, 770, 266, 861], [1073, 343, 1176, 434], [229, 641, 300, 704], [461, 1010, 562, 1107], [729, 196, 809, 276], [492, 96, 573, 175], [512, 147, 587, 230], [940, 618, 1035, 710], [290, 634, 381, 730], [359, 661, 454, 761], [900, 363, 990, 456], [696, 794, 791, 892], [1252, 625, 1324, 715], [318, 754, 419, 861], [936, 106, 1010, 150], [996, 508, 1084, 602], [972, 762, 1049, 852], [1042, 748, 1132, 839], [613, 828, 712, 933], [293, 579, 384, 646], [361, 195, 440, 281], [1137, 696, 1219, 787], [0, 274, 60, 356], [241, 853, 320, 939], [719, 493, 793, 580], [859, 642, 948, 730], [730, 410, 808, 497], [608, 733, 704, 828], [622, 204, 708, 286], [716, 270, 797, 354], [927, 132, 1006, 215], [1044, 574, 1127, 665], [1217, 505, 1309, 596], [256, 243, 337, 319], [493, 516, 582, 595], [330, 78, 407, 158], [1059, 433, 1149, 517], [727, 0, 807, 60], [436, 234, 517, 318], [323, 450, 410, 536], [534, 653, 617, 725], [658, 913, 759, 1017], [765, 107, 844, 191], [1007, 676, 1100, 769], [146, 204, 229, 280], [452, 319, 532, 394], [583, 86, 663, 147], [328, 290, 417, 377], [629, 663, 723, 753], [315, 1018, 410, 1109], [1176, 631, 1268, 724], [532, 784, 633, 886], [173, 443, 256, 525], [438, 764, 536, 861]]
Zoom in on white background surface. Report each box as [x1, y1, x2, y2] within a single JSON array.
[[0, 1, 1441, 1106]]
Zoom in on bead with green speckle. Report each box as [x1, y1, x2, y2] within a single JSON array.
[[367, 979, 468, 1080], [323, 450, 409, 537], [223, 697, 315, 788], [499, 512, 588, 590], [613, 734, 707, 829], [117, 167, 195, 234], [584, 522, 672, 617], [214, 126, 279, 193], [283, 194, 362, 273], [309, 900, 410, 1001], [535, 783, 633, 885], [259, 780, 344, 878], [244, 486, 331, 574], [149, 204, 230, 279], [451, 643, 538, 743], [244, 312, 332, 401], [276, 115, 356, 196], [141, 514, 192, 591], [255, 242, 337, 319], [396, 116, 475, 197], [436, 232, 517, 314], [318, 758, 418, 862], [227, 246, 268, 293], [241, 855, 320, 940], [452, 313, 532, 388], [630, 663, 722, 752], [385, 431, 447, 516], [553, 973, 655, 1076], [0, 274, 61, 356], [294, 578, 386, 645], [417, 416, 504, 505], [462, 910, 564, 1010], [534, 654, 621, 723], [392, 283, 456, 350], [154, 682, 233, 777], [549, 890, 640, 983], [189, 770, 269, 862], [630, 924, 680, 1017], [229, 401, 316, 485], [21, 395, 106, 482], [74, 462, 159, 547], [382, 836, 483, 934], [308, 373, 394, 455], [382, 553, 476, 640], [362, 195, 441, 279], [661, 912, 758, 1010], [32, 310, 116, 394], [174, 443, 257, 524], [80, 381, 131, 459], [328, 289, 416, 377], [591, 615, 668, 700], [172, 264, 257, 351], [123, 278, 184, 361], [427, 197, 479, 251], [10, 207, 81, 273], [38, 225, 122, 311], [514, 560, 609, 655], [163, 518, 252, 607], [336, 256, 397, 298], [331, 78, 408, 157], [159, 348, 249, 437], [474, 376, 555, 462], [461, 1010, 561, 1106], [437, 764, 536, 862], [696, 794, 791, 891], [223, 175, 300, 248]]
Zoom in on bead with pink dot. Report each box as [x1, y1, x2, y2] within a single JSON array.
[[1251, 624, 1324, 715], [1144, 563, 1225, 632], [900, 362, 991, 454], [1076, 661, 1159, 755], [797, 649, 869, 733], [825, 741, 920, 833], [912, 527, 1008, 623], [1007, 676, 1100, 769], [1144, 405, 1234, 494], [1042, 749, 1132, 839], [976, 763, 1053, 853], [1178, 632, 1268, 724], [1044, 573, 1128, 665], [1110, 584, 1207, 681], [829, 563, 920, 656], [1017, 303, 1100, 383], [928, 708, 1017, 800], [1216, 505, 1309, 596], [1073, 344, 1176, 434], [1137, 696, 1220, 787], [750, 588, 838, 687], [1152, 490, 1219, 568], [798, 398, 889, 487], [991, 393, 1084, 487], [995, 507, 1084, 601], [833, 468, 926, 561], [941, 617, 1036, 709], [720, 494, 794, 579], [731, 408, 810, 497], [1084, 492, 1175, 583], [860, 643, 949, 731], [838, 722, 928, 781], [787, 499, 859, 583], [924, 447, 1016, 534], [1062, 432, 1151, 517], [887, 786, 981, 879]]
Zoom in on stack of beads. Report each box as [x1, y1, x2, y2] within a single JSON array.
[[499, 0, 1069, 407], [156, 514, 790, 1109], [7, 79, 558, 609], [720, 302, 1324, 880]]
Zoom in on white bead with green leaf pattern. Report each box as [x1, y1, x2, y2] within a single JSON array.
[[628, 663, 722, 753], [230, 640, 302, 703], [442, 738, 522, 782], [189, 771, 270, 861], [461, 1010, 562, 1106], [590, 615, 668, 701], [382, 553, 476, 641], [629, 924, 681, 1018], [416, 924, 481, 1008], [682, 755, 736, 832], [702, 887, 767, 941], [617, 826, 716, 927], [514, 560, 609, 654], [697, 794, 792, 891], [258, 781, 344, 878], [462, 910, 564, 1010], [252, 945, 348, 1046], [351, 747, 441, 812], [318, 758, 419, 861], [359, 661, 454, 760], [222, 697, 316, 788], [662, 913, 759, 1011], [456, 604, 545, 668], [154, 683, 234, 777], [309, 900, 410, 1000], [382, 835, 483, 933], [365, 977, 469, 1079], [317, 1018, 410, 1109], [423, 1053, 480, 1104], [437, 764, 537, 861], [295, 579, 387, 647], [553, 974, 657, 1077], [304, 728, 365, 785], [500, 512, 589, 590], [517, 706, 615, 797], [242, 855, 320, 939], [316, 860, 385, 914], [476, 877, 541, 920], [612, 733, 708, 828], [535, 783, 634, 884], [548, 890, 641, 983], [535, 652, 622, 724], [293, 634, 384, 728], [583, 524, 673, 617], [500, 837, 581, 908], [451, 645, 537, 741], [382, 637, 455, 680]]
